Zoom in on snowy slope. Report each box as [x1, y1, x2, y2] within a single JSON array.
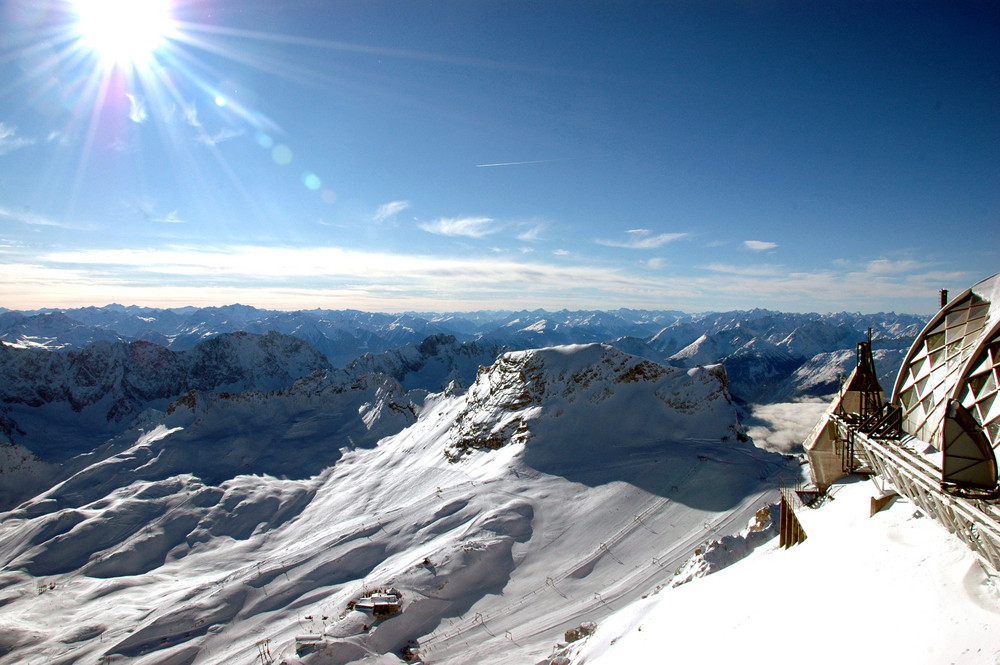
[[567, 478, 1000, 665], [0, 344, 797, 665]]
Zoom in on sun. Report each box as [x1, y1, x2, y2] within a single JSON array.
[[73, 0, 173, 66]]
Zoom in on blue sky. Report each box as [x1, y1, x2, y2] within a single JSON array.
[[0, 0, 996, 314]]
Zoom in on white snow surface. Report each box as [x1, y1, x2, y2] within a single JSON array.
[[568, 478, 1000, 665], [0, 343, 799, 665]]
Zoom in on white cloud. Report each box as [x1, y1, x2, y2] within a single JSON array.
[[126, 94, 148, 123], [109, 138, 133, 153], [0, 205, 63, 227], [46, 130, 69, 146], [517, 224, 545, 242], [703, 263, 784, 277], [0, 122, 34, 155], [182, 102, 200, 128], [743, 240, 778, 251], [475, 158, 561, 168], [4, 242, 971, 314], [25, 244, 673, 310], [597, 229, 688, 249], [157, 210, 184, 224], [693, 261, 967, 313], [418, 216, 498, 238], [196, 127, 244, 146], [864, 258, 921, 275], [645, 257, 665, 270], [744, 399, 831, 453], [374, 200, 411, 223]]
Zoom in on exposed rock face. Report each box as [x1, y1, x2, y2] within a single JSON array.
[[347, 334, 506, 394], [0, 332, 333, 462], [446, 344, 745, 461], [1, 331, 330, 417]]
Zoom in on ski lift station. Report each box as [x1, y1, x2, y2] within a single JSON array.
[[802, 273, 1000, 571], [354, 592, 401, 614]]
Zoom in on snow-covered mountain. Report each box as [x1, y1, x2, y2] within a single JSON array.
[[659, 311, 925, 402], [0, 305, 927, 408], [346, 334, 506, 396], [0, 342, 798, 665], [0, 311, 123, 350], [0, 332, 333, 483]]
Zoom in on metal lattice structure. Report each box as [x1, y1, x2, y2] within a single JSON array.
[[893, 274, 1000, 460], [804, 273, 1000, 571]]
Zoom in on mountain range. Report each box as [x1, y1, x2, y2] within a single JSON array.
[[0, 304, 927, 403], [2, 304, 970, 665]]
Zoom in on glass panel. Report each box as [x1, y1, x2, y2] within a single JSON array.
[[926, 330, 946, 351]]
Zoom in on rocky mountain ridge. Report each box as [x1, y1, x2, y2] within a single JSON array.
[[0, 331, 333, 461]]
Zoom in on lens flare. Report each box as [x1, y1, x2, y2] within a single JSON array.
[[271, 145, 293, 165], [302, 172, 321, 190]]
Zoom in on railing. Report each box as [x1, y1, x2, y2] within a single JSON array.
[[831, 414, 1000, 573]]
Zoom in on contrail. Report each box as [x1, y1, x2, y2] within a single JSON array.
[[475, 158, 562, 168]]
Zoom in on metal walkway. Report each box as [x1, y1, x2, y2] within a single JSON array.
[[831, 414, 1000, 573]]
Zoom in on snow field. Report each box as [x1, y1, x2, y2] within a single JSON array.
[[570, 478, 1000, 665]]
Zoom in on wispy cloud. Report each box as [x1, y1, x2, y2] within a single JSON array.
[[517, 223, 545, 242], [645, 257, 665, 270], [182, 102, 200, 128], [17, 244, 668, 310], [127, 199, 184, 224], [862, 258, 921, 275], [374, 200, 411, 223], [2, 244, 971, 313], [743, 240, 778, 251], [698, 261, 965, 312], [597, 229, 689, 249], [0, 205, 63, 227], [418, 216, 498, 238], [475, 158, 562, 168], [703, 263, 784, 277], [157, 210, 185, 224], [196, 127, 244, 146], [0, 122, 34, 155], [109, 138, 134, 154], [126, 94, 148, 124]]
